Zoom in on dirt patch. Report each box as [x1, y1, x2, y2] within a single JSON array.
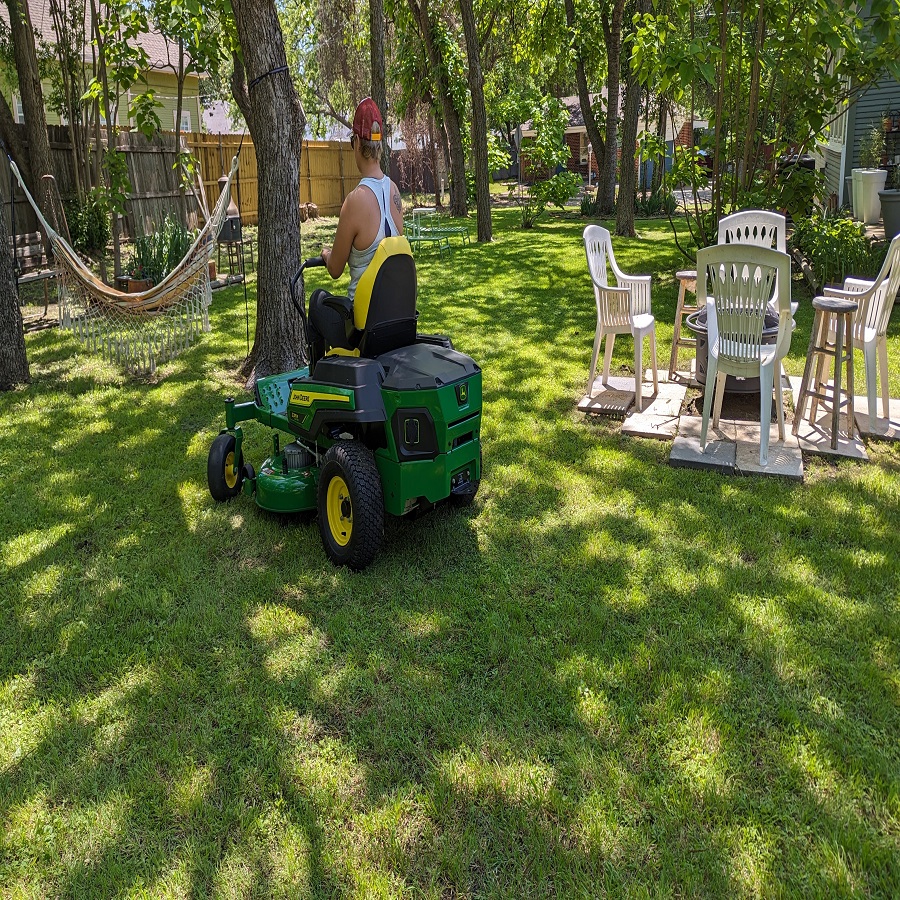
[[682, 384, 795, 425]]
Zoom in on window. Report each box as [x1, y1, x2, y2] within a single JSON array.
[[13, 95, 24, 124], [828, 101, 847, 148], [176, 109, 191, 132]]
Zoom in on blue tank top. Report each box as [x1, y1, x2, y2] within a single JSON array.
[[347, 175, 393, 301]]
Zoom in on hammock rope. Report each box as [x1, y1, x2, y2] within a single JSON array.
[[9, 153, 240, 374]]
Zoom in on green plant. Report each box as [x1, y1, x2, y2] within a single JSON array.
[[65, 189, 111, 256], [790, 210, 888, 289], [465, 171, 477, 209], [130, 216, 194, 284], [518, 171, 581, 228], [580, 193, 597, 217], [775, 164, 826, 220], [634, 188, 677, 218], [859, 123, 885, 169]]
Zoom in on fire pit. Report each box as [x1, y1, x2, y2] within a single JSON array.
[[685, 308, 780, 394]]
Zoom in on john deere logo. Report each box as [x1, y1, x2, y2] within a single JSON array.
[[456, 382, 468, 405]]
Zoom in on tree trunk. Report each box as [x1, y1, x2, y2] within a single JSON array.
[[0, 204, 30, 390], [408, 0, 467, 216], [5, 0, 54, 225], [651, 95, 666, 194], [459, 0, 491, 241], [435, 114, 451, 209], [615, 43, 641, 237], [0, 91, 32, 191], [173, 40, 188, 225], [370, 0, 390, 176], [230, 0, 306, 382], [48, 0, 84, 200], [90, 0, 121, 278], [597, 0, 624, 215], [428, 114, 444, 208], [564, 0, 605, 203]]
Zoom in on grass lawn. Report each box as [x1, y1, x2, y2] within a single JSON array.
[[2, 209, 900, 898]]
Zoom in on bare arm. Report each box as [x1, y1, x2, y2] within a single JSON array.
[[391, 181, 404, 235]]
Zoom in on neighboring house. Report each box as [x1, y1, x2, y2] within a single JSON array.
[[518, 95, 702, 183], [819, 75, 900, 207], [0, 0, 203, 133]]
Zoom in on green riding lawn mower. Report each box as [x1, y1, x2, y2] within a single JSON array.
[[207, 236, 483, 570]]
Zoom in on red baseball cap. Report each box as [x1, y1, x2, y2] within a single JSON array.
[[352, 97, 383, 141]]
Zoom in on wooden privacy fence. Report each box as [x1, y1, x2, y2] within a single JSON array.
[[2, 125, 360, 240], [184, 134, 362, 224]]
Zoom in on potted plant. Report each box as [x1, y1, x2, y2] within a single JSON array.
[[879, 165, 900, 239], [128, 217, 194, 292], [125, 262, 153, 293], [852, 123, 887, 225]]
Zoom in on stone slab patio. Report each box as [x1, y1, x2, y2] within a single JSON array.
[[669, 416, 737, 474], [853, 396, 900, 442], [732, 423, 804, 480], [621, 378, 687, 439], [669, 415, 804, 479], [577, 375, 637, 417], [788, 377, 869, 460]]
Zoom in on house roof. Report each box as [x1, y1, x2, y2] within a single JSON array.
[[520, 94, 695, 144], [0, 0, 200, 75], [520, 94, 610, 137]]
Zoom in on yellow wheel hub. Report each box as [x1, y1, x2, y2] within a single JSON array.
[[224, 450, 238, 489], [326, 476, 353, 546]]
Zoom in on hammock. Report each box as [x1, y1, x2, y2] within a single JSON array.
[[9, 153, 240, 374]]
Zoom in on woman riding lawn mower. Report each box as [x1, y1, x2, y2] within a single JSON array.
[[207, 235, 483, 571]]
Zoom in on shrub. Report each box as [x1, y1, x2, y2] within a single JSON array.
[[65, 190, 111, 256], [130, 216, 194, 285], [790, 210, 888, 290], [519, 171, 581, 228], [774, 164, 825, 220], [580, 193, 597, 217], [634, 188, 677, 218]]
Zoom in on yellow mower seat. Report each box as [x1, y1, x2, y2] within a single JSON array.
[[321, 236, 417, 359]]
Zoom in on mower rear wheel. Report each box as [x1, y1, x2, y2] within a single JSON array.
[[208, 433, 244, 502], [317, 441, 384, 570]]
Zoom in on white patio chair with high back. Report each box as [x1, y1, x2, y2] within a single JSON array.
[[699, 244, 794, 467], [717, 209, 797, 318], [822, 233, 900, 430], [717, 209, 786, 253], [669, 210, 791, 381], [583, 225, 658, 412]]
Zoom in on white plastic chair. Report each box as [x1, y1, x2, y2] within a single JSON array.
[[717, 210, 797, 319], [822, 233, 900, 430], [699, 244, 794, 466], [583, 225, 658, 412], [717, 210, 786, 254]]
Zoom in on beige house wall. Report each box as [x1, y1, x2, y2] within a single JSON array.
[[2, 67, 201, 132]]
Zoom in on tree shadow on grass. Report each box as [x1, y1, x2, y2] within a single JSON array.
[[2, 227, 899, 896]]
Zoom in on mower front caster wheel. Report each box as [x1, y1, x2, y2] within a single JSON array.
[[208, 433, 244, 501], [317, 441, 384, 570]]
